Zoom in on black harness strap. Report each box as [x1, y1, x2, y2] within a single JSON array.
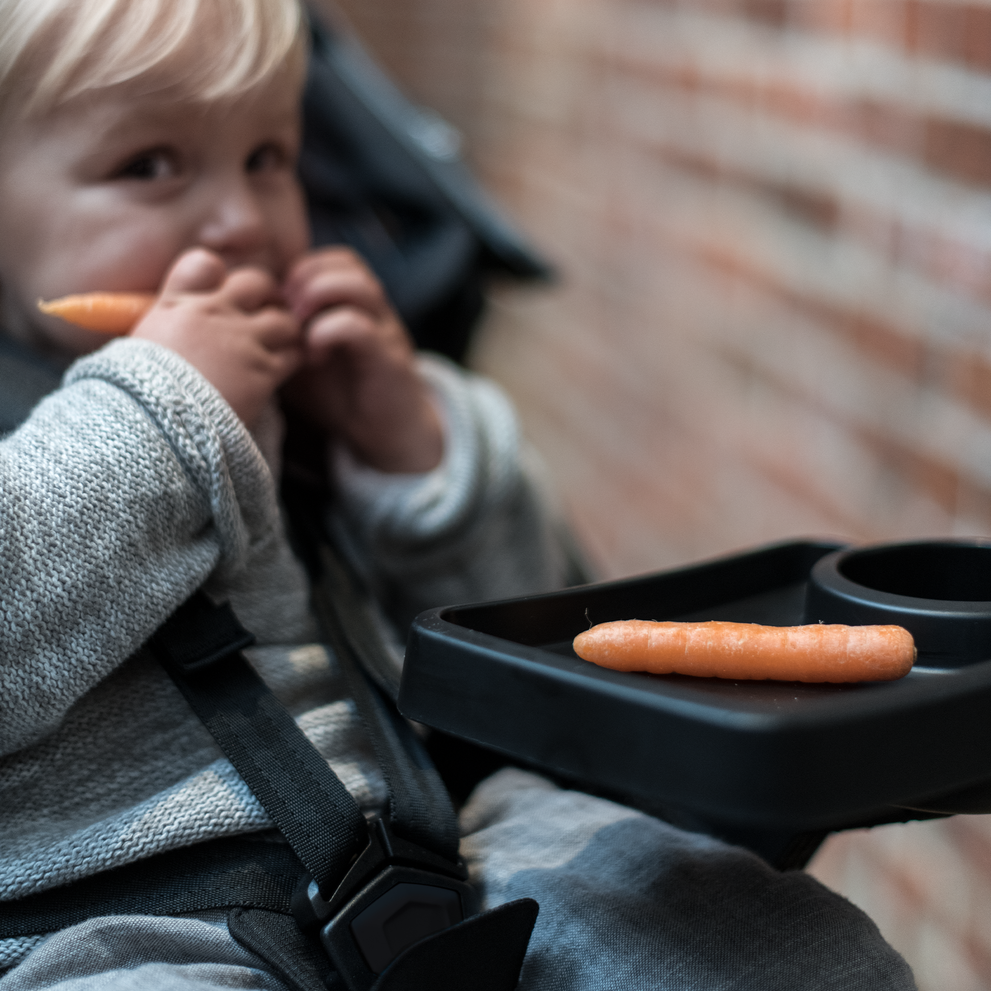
[[311, 532, 402, 701], [150, 593, 369, 899], [0, 838, 302, 939], [311, 542, 460, 864]]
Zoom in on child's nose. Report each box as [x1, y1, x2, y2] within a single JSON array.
[[197, 182, 269, 267]]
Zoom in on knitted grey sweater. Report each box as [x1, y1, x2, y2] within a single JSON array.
[[0, 338, 564, 909]]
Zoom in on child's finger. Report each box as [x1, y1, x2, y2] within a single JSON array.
[[251, 307, 301, 351], [222, 267, 283, 313], [160, 248, 227, 296], [283, 246, 370, 296], [290, 273, 388, 326], [285, 261, 389, 324], [300, 283, 387, 329], [266, 340, 305, 383], [301, 307, 387, 364]]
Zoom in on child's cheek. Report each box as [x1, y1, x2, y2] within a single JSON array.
[[72, 226, 181, 298]]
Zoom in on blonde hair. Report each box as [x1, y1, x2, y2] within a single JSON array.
[[0, 0, 307, 119]]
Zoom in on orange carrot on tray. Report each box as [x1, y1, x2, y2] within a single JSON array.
[[37, 291, 155, 335], [573, 619, 915, 683]]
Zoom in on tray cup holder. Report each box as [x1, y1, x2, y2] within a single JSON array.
[[805, 540, 991, 668]]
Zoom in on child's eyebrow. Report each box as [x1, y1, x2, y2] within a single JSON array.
[[67, 103, 190, 157], [99, 98, 298, 142], [64, 101, 203, 177]]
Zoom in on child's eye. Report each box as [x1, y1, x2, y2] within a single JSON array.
[[246, 143, 288, 174], [114, 149, 178, 181]]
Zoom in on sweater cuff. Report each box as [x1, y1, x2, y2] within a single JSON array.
[[331, 354, 520, 544]]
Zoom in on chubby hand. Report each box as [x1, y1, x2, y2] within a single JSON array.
[[282, 247, 443, 473], [131, 249, 302, 428]]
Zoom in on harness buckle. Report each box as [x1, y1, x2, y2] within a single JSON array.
[[292, 818, 478, 991]]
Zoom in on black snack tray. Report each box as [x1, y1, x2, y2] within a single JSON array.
[[398, 540, 991, 831]]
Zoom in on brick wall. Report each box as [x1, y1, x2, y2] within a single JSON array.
[[321, 0, 991, 984], [808, 815, 991, 988]]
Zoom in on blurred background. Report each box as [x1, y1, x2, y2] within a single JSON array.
[[314, 0, 991, 986]]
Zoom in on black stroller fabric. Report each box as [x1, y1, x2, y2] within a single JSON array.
[[300, 11, 552, 364]]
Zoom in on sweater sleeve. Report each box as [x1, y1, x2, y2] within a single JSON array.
[[0, 338, 309, 755], [330, 355, 573, 629]]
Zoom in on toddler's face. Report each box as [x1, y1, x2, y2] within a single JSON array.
[[0, 69, 309, 358]]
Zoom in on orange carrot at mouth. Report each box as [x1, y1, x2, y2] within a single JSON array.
[[37, 292, 156, 335], [573, 620, 915, 683]]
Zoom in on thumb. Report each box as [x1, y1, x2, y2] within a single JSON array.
[[160, 248, 227, 296]]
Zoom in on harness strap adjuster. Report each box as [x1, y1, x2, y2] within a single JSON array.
[[292, 818, 478, 991]]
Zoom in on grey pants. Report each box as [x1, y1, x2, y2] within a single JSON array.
[[0, 770, 916, 991]]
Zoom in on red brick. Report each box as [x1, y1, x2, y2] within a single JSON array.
[[911, 1, 970, 62], [737, 0, 792, 27], [651, 142, 843, 231], [942, 817, 991, 885], [944, 350, 991, 420], [849, 99, 921, 156], [695, 242, 928, 380], [792, 0, 851, 34], [964, 5, 991, 72], [848, 0, 908, 48], [924, 117, 991, 188], [760, 78, 829, 124], [759, 468, 868, 536], [856, 427, 962, 514], [904, 0, 921, 51], [611, 51, 925, 166], [953, 476, 991, 527], [847, 315, 928, 381]]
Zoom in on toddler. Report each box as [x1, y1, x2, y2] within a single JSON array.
[[0, 0, 917, 988]]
